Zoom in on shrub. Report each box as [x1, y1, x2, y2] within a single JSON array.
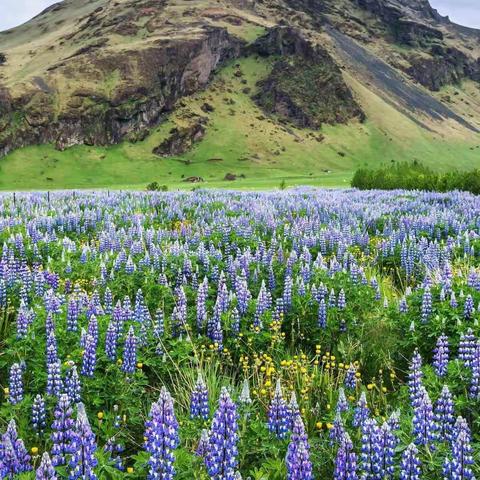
[[352, 162, 480, 194]]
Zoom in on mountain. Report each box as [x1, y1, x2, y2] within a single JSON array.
[[0, 0, 479, 189]]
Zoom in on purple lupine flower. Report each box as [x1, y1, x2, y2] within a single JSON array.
[[336, 388, 349, 414], [239, 379, 252, 406], [51, 394, 75, 466], [443, 419, 475, 480], [433, 334, 449, 377], [268, 380, 290, 439], [344, 365, 357, 390], [16, 303, 31, 339], [378, 421, 395, 478], [144, 386, 179, 480], [0, 279, 7, 309], [288, 392, 300, 430], [469, 340, 480, 400], [196, 429, 210, 458], [172, 287, 187, 338], [36, 452, 57, 480], [46, 358, 63, 397], [400, 443, 421, 480], [122, 326, 137, 374], [104, 287, 113, 315], [318, 299, 327, 328], [334, 432, 357, 480], [81, 334, 97, 377], [286, 416, 312, 480], [32, 394, 47, 434], [353, 392, 369, 428], [421, 286, 432, 323], [0, 419, 32, 477], [386, 409, 401, 446], [330, 413, 346, 445], [464, 294, 475, 320], [231, 307, 240, 336], [452, 417, 471, 443], [435, 385, 455, 443], [253, 281, 270, 328], [399, 297, 408, 313], [67, 297, 79, 332], [205, 387, 239, 480], [458, 329, 477, 367], [105, 320, 118, 361], [371, 278, 381, 301], [8, 363, 23, 405], [283, 275, 293, 310], [450, 292, 458, 308], [69, 403, 98, 480], [360, 418, 380, 479], [125, 256, 135, 274], [211, 319, 223, 351], [235, 274, 251, 317], [104, 437, 124, 472], [190, 374, 209, 420], [46, 329, 58, 363], [412, 387, 437, 449], [196, 278, 208, 330], [329, 288, 336, 307], [65, 366, 81, 404], [408, 350, 423, 407], [154, 308, 165, 338], [87, 315, 99, 345], [337, 289, 346, 310]]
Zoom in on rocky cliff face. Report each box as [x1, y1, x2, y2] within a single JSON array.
[[252, 28, 364, 128], [0, 23, 243, 157], [0, 0, 478, 157]]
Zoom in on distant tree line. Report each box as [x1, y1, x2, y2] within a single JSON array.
[[351, 161, 480, 194]]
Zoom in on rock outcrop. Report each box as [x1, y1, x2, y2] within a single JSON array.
[[0, 21, 243, 157], [252, 28, 364, 128], [153, 116, 208, 156]]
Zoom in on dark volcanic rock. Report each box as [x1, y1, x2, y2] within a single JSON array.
[[356, 0, 444, 45], [183, 176, 204, 183], [253, 28, 364, 129], [249, 26, 317, 58], [404, 47, 480, 91], [153, 117, 208, 156]]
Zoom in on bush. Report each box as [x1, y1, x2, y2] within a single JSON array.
[[352, 161, 480, 194], [146, 181, 160, 191], [146, 182, 168, 192]]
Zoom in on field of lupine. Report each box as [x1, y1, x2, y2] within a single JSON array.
[[0, 188, 479, 479]]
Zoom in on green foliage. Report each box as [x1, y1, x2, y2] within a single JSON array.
[[352, 161, 480, 193], [146, 182, 169, 192]]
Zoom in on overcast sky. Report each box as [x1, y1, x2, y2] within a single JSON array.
[[0, 0, 479, 31]]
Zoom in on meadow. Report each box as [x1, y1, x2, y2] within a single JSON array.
[[0, 188, 479, 479]]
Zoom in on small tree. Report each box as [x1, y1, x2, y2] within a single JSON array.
[[146, 182, 160, 191]]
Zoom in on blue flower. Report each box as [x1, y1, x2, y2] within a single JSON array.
[[144, 387, 179, 480], [205, 387, 239, 480]]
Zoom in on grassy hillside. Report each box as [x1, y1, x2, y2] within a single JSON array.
[[1, 56, 479, 191]]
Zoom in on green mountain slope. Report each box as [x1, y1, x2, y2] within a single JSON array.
[[0, 0, 479, 189]]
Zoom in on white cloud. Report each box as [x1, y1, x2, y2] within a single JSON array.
[[0, 0, 59, 32]]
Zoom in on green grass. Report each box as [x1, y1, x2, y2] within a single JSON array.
[[1, 56, 479, 191]]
